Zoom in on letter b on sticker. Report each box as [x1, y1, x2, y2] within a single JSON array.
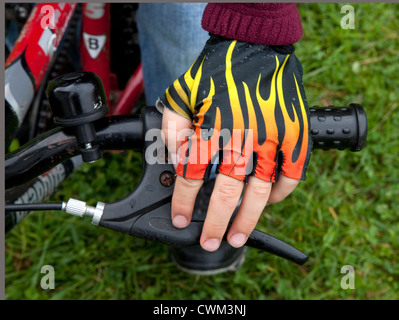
[[340, 265, 355, 289], [40, 265, 55, 289]]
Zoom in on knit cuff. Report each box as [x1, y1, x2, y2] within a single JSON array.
[[201, 3, 303, 46]]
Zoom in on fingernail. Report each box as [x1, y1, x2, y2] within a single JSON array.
[[172, 215, 188, 228], [230, 233, 247, 248], [203, 238, 220, 252]]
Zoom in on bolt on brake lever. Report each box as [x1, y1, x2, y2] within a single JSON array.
[[91, 108, 309, 265]]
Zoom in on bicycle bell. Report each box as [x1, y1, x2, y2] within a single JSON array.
[[46, 71, 109, 163]]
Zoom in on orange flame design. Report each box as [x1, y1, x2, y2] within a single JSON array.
[[165, 39, 309, 182]]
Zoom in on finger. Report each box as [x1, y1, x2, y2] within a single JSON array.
[[175, 132, 216, 179], [217, 149, 250, 181], [252, 142, 278, 182], [267, 174, 300, 204], [200, 174, 244, 252], [227, 176, 272, 248], [162, 108, 192, 167], [171, 176, 203, 228]]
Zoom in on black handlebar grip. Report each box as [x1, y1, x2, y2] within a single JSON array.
[[309, 103, 367, 151]]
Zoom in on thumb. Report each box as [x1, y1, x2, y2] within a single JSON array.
[[161, 107, 192, 169]]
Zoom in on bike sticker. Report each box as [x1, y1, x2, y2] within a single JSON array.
[[6, 156, 83, 230], [5, 3, 76, 90], [11, 164, 66, 223], [83, 32, 106, 59], [38, 27, 57, 58], [84, 3, 105, 19], [5, 56, 35, 124]]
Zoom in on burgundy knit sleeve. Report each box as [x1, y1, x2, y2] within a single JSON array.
[[201, 3, 303, 45]]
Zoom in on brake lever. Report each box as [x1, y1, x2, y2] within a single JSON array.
[[97, 107, 309, 265]]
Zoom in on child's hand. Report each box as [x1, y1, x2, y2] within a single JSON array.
[[158, 35, 312, 252]]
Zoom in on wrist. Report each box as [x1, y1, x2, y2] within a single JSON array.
[[201, 3, 303, 46]]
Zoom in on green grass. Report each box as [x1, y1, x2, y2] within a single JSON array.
[[5, 3, 399, 300]]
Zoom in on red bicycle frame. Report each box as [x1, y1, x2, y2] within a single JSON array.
[[5, 3, 76, 141], [79, 3, 144, 115], [5, 3, 144, 225], [80, 3, 111, 98], [5, 2, 144, 132]]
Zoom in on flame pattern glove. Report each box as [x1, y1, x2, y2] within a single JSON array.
[[157, 35, 312, 183]]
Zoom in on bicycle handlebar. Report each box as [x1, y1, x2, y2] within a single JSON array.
[[5, 104, 367, 189], [5, 116, 143, 189], [309, 104, 367, 152], [5, 105, 367, 265], [97, 106, 367, 265]]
